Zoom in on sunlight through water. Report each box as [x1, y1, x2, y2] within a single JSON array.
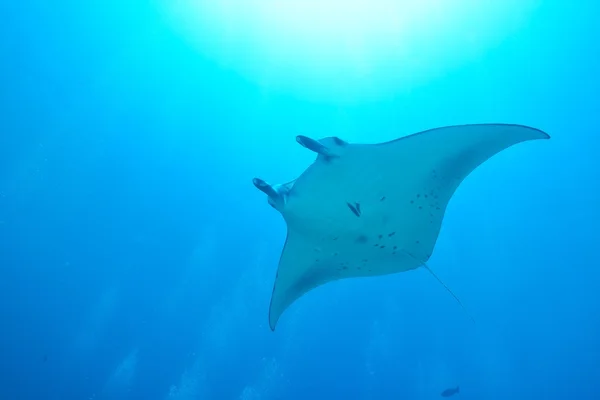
[[164, 0, 538, 102]]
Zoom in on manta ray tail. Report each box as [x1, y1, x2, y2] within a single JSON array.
[[423, 264, 476, 323], [403, 251, 476, 323]]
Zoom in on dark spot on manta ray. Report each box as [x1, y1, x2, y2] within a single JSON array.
[[356, 235, 368, 243], [393, 246, 398, 250], [417, 194, 421, 198], [388, 232, 396, 237], [346, 202, 361, 217], [380, 196, 386, 201], [418, 206, 423, 210], [378, 234, 383, 239], [379, 245, 386, 249], [410, 200, 414, 204]]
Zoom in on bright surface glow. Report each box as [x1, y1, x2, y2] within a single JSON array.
[[164, 0, 538, 101]]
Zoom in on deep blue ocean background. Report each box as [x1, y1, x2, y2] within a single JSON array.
[[1, 1, 599, 399]]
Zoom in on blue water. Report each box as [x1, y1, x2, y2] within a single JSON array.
[[1, 1, 599, 399]]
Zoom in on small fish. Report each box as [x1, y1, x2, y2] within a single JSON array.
[[441, 386, 459, 397]]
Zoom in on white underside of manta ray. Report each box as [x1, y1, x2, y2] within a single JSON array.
[[253, 123, 549, 331]]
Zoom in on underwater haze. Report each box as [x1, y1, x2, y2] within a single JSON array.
[[1, 1, 599, 399]]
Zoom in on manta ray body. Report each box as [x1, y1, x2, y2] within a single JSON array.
[[253, 123, 549, 330]]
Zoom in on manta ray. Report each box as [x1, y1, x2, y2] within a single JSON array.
[[253, 123, 549, 330]]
